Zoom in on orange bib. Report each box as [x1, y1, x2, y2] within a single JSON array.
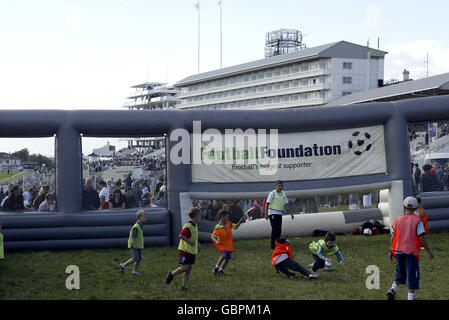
[[212, 221, 236, 252]]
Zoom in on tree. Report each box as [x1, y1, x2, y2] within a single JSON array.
[[11, 148, 30, 162]]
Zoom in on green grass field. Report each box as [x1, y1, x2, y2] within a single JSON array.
[[0, 171, 19, 181], [0, 233, 447, 300]]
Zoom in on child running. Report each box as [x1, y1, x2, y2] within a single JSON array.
[[211, 209, 245, 275], [387, 196, 433, 300], [120, 210, 147, 275], [166, 207, 201, 291], [308, 231, 344, 277], [271, 237, 315, 279]]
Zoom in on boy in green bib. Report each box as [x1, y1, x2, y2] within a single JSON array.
[[308, 231, 344, 278], [0, 223, 4, 260], [120, 210, 147, 275], [165, 207, 202, 291]]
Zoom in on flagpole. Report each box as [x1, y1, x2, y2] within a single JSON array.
[[219, 0, 222, 69], [196, 2, 200, 74]]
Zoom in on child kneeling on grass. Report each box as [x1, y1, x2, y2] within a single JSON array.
[[120, 210, 147, 275], [272, 237, 315, 279], [308, 231, 344, 277], [165, 207, 201, 291], [211, 209, 245, 275]]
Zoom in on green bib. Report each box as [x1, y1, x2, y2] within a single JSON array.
[[178, 222, 198, 254], [269, 190, 286, 212], [309, 239, 339, 257], [128, 223, 144, 249]]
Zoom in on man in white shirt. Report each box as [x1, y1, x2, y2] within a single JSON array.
[[99, 181, 109, 202], [264, 180, 294, 250]]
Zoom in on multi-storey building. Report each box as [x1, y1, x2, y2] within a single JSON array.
[[123, 81, 180, 148], [174, 41, 387, 110]]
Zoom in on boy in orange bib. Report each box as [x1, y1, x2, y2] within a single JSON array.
[[211, 209, 245, 275], [387, 196, 433, 300]]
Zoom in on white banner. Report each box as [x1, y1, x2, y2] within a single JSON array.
[[191, 125, 386, 183]]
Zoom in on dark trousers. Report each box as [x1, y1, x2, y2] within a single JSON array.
[[277, 258, 310, 277], [311, 253, 325, 272], [269, 214, 282, 249]]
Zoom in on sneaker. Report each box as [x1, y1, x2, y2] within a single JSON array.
[[165, 270, 174, 285], [119, 264, 125, 275], [387, 288, 396, 300], [309, 272, 318, 279], [217, 269, 225, 275], [132, 271, 141, 275], [289, 274, 298, 280], [180, 285, 188, 291], [213, 266, 219, 275]]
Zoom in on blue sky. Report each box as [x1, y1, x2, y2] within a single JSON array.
[[1, 0, 449, 154]]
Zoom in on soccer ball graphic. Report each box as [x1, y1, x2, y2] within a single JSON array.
[[348, 131, 372, 156]]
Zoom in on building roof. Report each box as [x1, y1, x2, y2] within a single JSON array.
[[326, 72, 449, 106], [130, 82, 167, 89], [175, 41, 387, 86]]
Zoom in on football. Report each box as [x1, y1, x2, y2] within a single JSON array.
[[348, 131, 372, 156], [324, 260, 333, 271]]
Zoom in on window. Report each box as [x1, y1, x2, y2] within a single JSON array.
[[257, 71, 264, 80], [274, 68, 281, 76], [300, 64, 309, 72], [312, 79, 316, 85], [343, 62, 353, 69], [293, 80, 300, 87], [250, 99, 257, 106], [251, 87, 257, 93], [282, 67, 290, 75], [257, 86, 264, 93], [342, 91, 352, 96], [301, 79, 309, 86], [292, 94, 299, 100], [343, 76, 352, 84], [265, 84, 273, 91], [292, 65, 300, 73], [250, 73, 257, 81], [275, 83, 281, 89], [243, 74, 250, 82], [283, 82, 290, 88], [273, 96, 281, 103], [257, 98, 264, 105], [265, 97, 273, 104], [319, 77, 326, 84], [282, 95, 290, 102], [300, 92, 309, 100], [319, 62, 326, 69], [320, 91, 326, 98], [229, 78, 235, 85], [266, 70, 273, 78]]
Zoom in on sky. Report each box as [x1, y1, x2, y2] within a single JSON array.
[[1, 0, 449, 156]]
